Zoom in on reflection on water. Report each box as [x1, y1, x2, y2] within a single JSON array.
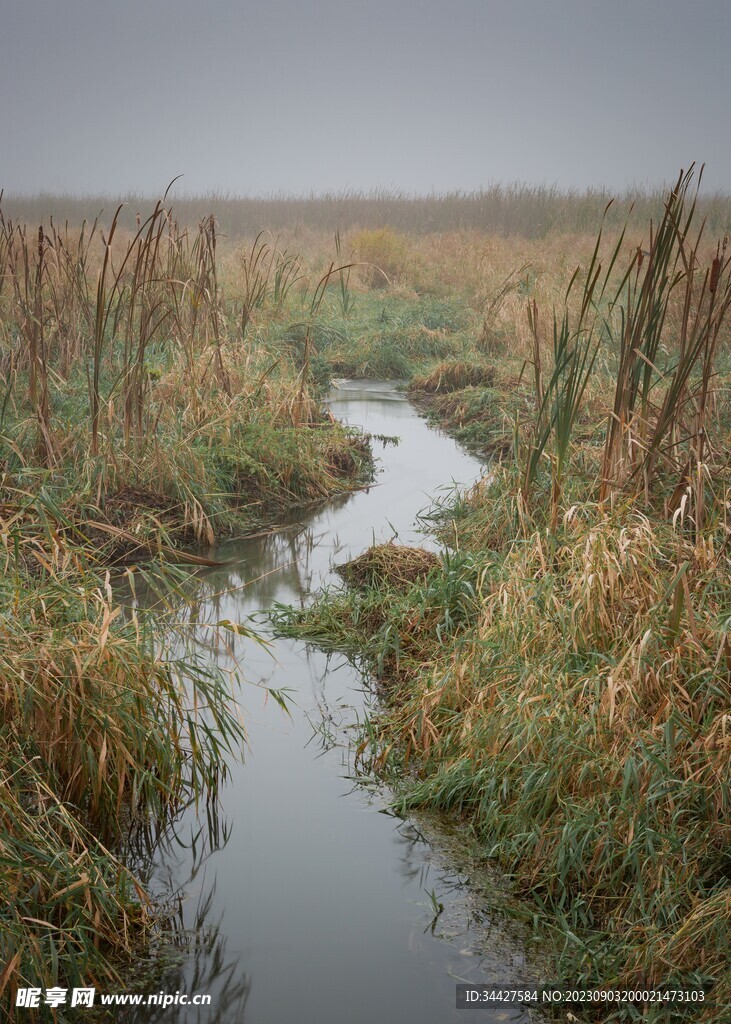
[[126, 381, 539, 1024]]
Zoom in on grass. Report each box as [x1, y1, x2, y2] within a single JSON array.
[[0, 195, 373, 1014], [274, 293, 475, 380], [4, 182, 731, 239], [335, 543, 440, 589], [274, 169, 731, 1022], [0, 196, 374, 555], [3, 169, 730, 1017], [0, 511, 246, 1014]]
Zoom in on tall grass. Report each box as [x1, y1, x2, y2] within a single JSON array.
[[520, 218, 612, 521], [276, 168, 731, 1021], [0, 218, 56, 463], [0, 193, 372, 546], [3, 182, 731, 239], [237, 231, 303, 338], [600, 168, 731, 528], [0, 499, 246, 1006]]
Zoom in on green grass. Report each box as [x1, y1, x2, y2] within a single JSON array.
[[3, 171, 730, 1019], [274, 172, 731, 1022], [272, 293, 476, 379], [0, 520, 247, 1011]]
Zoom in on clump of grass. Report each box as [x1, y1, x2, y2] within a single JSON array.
[[300, 295, 473, 379], [0, 508, 246, 1005], [351, 227, 411, 287], [219, 419, 371, 518], [0, 749, 151, 1002], [336, 543, 439, 588], [277, 545, 484, 686], [409, 359, 494, 394], [416, 369, 527, 459], [599, 168, 731, 527], [236, 231, 304, 337]]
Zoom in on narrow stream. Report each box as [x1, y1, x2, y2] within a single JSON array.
[[128, 381, 537, 1024]]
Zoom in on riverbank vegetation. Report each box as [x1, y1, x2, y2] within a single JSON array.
[[2, 170, 730, 1017], [0, 195, 372, 1014], [0, 197, 372, 554], [276, 169, 731, 1021], [0, 530, 246, 1009]]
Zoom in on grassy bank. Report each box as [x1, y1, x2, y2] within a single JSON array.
[[0, 198, 374, 1012], [3, 169, 730, 1017], [276, 171, 731, 1021], [0, 517, 246, 1014], [0, 200, 374, 558]]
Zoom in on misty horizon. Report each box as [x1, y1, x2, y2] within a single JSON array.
[[4, 171, 730, 241], [4, 0, 730, 198], [4, 176, 731, 202]]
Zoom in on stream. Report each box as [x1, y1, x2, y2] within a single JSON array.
[[127, 381, 539, 1024]]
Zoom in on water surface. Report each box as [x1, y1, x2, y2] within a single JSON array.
[[129, 381, 537, 1024]]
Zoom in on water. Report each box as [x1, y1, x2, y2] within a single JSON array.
[[128, 381, 538, 1024]]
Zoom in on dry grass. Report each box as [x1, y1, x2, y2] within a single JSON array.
[[0, 506, 246, 1006], [409, 359, 494, 394], [336, 544, 439, 589], [276, 170, 731, 1020], [3, 183, 730, 238]]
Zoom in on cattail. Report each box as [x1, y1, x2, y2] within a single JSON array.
[[637, 245, 644, 271], [37, 225, 44, 263], [709, 255, 721, 294]]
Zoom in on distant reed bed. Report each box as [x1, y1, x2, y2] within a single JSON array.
[[4, 181, 731, 240]]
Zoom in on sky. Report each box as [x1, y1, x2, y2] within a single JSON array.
[[3, 0, 730, 196]]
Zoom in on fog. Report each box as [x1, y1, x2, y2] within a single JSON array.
[[3, 0, 730, 195]]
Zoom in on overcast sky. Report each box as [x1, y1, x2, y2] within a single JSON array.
[[3, 0, 729, 196]]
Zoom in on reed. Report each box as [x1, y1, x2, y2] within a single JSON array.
[[0, 216, 55, 464], [3, 182, 730, 239], [600, 168, 731, 531], [334, 229, 355, 317], [276, 169, 731, 1021], [0, 193, 372, 548], [237, 231, 303, 338], [0, 498, 246, 1004]]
